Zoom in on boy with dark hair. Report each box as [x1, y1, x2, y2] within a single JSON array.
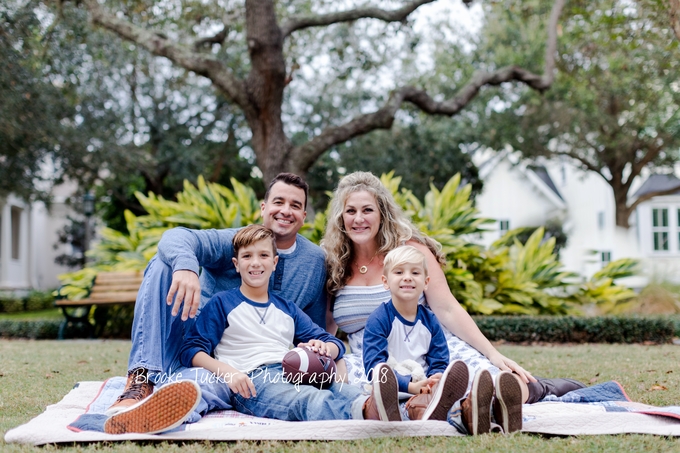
[[108, 173, 328, 416], [105, 225, 402, 433]]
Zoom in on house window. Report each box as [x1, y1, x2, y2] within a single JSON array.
[[11, 206, 21, 260], [499, 220, 510, 234], [597, 211, 605, 230], [652, 208, 669, 251], [601, 251, 611, 265]]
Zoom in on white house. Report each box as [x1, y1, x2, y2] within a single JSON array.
[[0, 182, 78, 293], [473, 149, 667, 288]]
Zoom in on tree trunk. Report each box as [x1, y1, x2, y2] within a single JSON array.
[[613, 186, 632, 229], [243, 0, 293, 183]]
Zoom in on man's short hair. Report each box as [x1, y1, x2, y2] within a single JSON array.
[[264, 172, 309, 209], [382, 245, 428, 276], [233, 224, 277, 257]]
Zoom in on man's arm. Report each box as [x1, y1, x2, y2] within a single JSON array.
[[157, 227, 237, 320]]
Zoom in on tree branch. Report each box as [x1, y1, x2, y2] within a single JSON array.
[[669, 0, 680, 41], [553, 150, 605, 177], [629, 183, 680, 212], [281, 0, 436, 37], [290, 0, 566, 173], [82, 0, 253, 114], [193, 26, 228, 50]]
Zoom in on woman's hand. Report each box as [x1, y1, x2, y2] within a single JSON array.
[[487, 352, 536, 383]]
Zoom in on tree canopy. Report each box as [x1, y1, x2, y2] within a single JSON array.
[[453, 0, 680, 228], [52, 0, 566, 184]]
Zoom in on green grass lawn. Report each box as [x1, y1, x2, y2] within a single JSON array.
[[1, 340, 679, 452], [0, 309, 63, 320]]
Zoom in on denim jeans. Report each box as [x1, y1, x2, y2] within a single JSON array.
[[231, 364, 367, 421], [128, 256, 196, 381], [169, 367, 234, 423]]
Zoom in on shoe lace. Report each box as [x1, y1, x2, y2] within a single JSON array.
[[118, 373, 152, 401]]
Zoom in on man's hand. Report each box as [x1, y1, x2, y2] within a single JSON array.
[[166, 270, 201, 321]]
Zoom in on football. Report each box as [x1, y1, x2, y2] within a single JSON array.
[[282, 347, 337, 389]]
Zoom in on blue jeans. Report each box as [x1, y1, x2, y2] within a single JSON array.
[[169, 367, 234, 423], [232, 364, 367, 421], [128, 256, 195, 382]]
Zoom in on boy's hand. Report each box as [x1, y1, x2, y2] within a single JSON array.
[[408, 374, 442, 395], [228, 371, 257, 398], [297, 340, 332, 357]]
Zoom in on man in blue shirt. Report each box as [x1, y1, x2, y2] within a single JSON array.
[[107, 173, 327, 415]]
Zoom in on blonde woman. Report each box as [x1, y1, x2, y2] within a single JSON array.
[[322, 171, 585, 434]]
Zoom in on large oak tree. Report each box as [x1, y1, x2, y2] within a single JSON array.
[[57, 0, 566, 183]]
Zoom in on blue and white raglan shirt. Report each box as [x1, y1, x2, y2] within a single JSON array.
[[363, 300, 449, 393], [157, 227, 328, 329], [179, 288, 344, 373]]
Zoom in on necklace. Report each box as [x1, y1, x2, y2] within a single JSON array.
[[253, 304, 270, 324], [356, 252, 378, 274]]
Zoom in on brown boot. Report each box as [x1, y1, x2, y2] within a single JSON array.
[[492, 371, 523, 433], [363, 363, 401, 421], [106, 368, 154, 416], [461, 369, 494, 435], [406, 360, 469, 421]]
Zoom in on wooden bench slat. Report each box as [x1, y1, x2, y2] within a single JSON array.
[[90, 283, 141, 292], [56, 298, 136, 306]]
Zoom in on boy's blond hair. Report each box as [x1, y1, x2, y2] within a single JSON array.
[[382, 245, 428, 276], [232, 224, 277, 257]]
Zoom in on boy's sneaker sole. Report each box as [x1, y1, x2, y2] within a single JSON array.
[[373, 363, 401, 421], [104, 380, 201, 434], [421, 360, 469, 421], [493, 371, 523, 433], [463, 369, 494, 435]]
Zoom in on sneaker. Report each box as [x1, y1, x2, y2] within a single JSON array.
[[492, 371, 523, 433], [106, 368, 154, 416], [363, 363, 401, 421], [104, 380, 201, 435], [461, 369, 494, 435], [406, 360, 469, 421]]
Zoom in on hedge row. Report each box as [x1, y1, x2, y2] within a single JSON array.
[[473, 316, 676, 344], [0, 291, 55, 313], [0, 320, 61, 339], [0, 315, 677, 343]]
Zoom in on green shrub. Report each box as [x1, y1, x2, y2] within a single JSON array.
[[0, 319, 61, 339], [25, 290, 56, 311], [473, 316, 674, 344], [58, 172, 639, 317], [0, 297, 24, 313]]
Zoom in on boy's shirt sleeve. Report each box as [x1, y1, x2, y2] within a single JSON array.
[[287, 298, 346, 360], [362, 303, 410, 392], [157, 227, 237, 275], [423, 308, 449, 377], [178, 293, 230, 367]]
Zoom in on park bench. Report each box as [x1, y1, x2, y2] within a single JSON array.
[[55, 271, 142, 339]]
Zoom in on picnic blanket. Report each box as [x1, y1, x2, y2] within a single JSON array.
[[5, 378, 680, 445]]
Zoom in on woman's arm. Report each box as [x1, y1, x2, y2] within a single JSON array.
[[408, 241, 536, 383]]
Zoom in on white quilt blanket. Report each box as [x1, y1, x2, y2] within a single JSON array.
[[5, 379, 680, 445]]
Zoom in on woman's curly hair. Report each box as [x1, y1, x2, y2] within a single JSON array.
[[321, 171, 445, 295]]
